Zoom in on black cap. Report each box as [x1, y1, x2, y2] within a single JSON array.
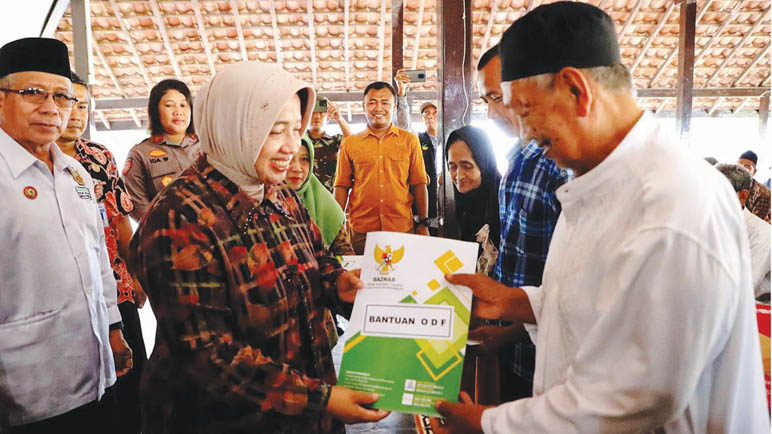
[[739, 150, 758, 165], [500, 2, 621, 82], [0, 37, 72, 80]]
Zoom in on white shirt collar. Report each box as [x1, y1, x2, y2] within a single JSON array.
[[556, 111, 652, 208], [0, 127, 79, 179]]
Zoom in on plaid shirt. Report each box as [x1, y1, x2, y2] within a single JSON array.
[[132, 156, 346, 434], [493, 140, 569, 383]]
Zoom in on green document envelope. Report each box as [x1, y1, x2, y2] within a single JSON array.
[[337, 232, 477, 416]]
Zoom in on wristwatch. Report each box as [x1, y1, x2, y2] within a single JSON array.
[[416, 217, 431, 227]]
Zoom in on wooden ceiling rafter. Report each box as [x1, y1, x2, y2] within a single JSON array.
[[229, 0, 249, 61], [693, 0, 749, 69], [411, 0, 426, 69], [268, 0, 284, 67], [96, 110, 111, 129], [92, 42, 125, 129], [190, 0, 217, 78], [705, 7, 770, 87], [478, 0, 499, 65], [148, 0, 184, 80], [647, 0, 715, 88], [306, 0, 318, 87], [732, 41, 771, 87], [377, 0, 388, 82], [630, 1, 677, 74], [106, 0, 153, 92], [617, 0, 643, 39]]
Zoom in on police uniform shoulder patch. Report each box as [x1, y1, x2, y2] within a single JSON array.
[[122, 158, 133, 175], [149, 149, 168, 158]]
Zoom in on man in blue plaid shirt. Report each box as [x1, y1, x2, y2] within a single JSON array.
[[475, 45, 570, 401]]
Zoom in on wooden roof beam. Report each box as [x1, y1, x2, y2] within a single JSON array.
[[478, 0, 499, 66], [230, 0, 249, 61], [93, 41, 125, 97], [148, 0, 183, 80], [631, 1, 677, 74], [268, 0, 284, 67], [693, 0, 748, 67], [130, 108, 142, 128], [392, 0, 404, 78], [411, 0, 426, 69], [705, 7, 770, 87], [306, 0, 317, 87], [648, 0, 715, 87], [618, 0, 643, 39], [676, 0, 697, 140], [732, 42, 771, 87], [377, 0, 388, 81], [95, 110, 111, 129], [344, 0, 351, 89], [191, 0, 217, 78], [107, 0, 153, 91]]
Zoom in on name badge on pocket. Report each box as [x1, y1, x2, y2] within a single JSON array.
[[75, 185, 92, 200]]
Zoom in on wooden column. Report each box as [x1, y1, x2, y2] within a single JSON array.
[[436, 0, 473, 236], [675, 0, 696, 141], [391, 0, 404, 79], [760, 92, 770, 142], [71, 0, 94, 139]]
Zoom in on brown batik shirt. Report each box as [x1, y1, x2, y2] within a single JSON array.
[[132, 155, 347, 434], [747, 179, 771, 221]]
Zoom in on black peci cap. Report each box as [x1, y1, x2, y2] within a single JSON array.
[[500, 2, 621, 82], [0, 37, 72, 81]]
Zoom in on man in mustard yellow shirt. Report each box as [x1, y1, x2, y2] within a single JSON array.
[[334, 81, 429, 254]]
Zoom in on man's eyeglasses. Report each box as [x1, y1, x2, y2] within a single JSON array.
[[0, 87, 78, 108]]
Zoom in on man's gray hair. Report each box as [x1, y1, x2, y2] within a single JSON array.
[[0, 72, 19, 88], [716, 163, 753, 192], [525, 64, 635, 95]]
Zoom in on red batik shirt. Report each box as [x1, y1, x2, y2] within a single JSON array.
[[131, 155, 347, 433], [73, 138, 136, 304]]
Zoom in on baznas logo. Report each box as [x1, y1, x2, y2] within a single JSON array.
[[374, 244, 405, 275]]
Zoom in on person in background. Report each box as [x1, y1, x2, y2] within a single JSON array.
[[132, 61, 389, 434], [470, 43, 571, 404], [716, 163, 770, 299], [123, 79, 201, 221], [738, 150, 770, 222], [395, 70, 441, 235], [287, 135, 354, 256], [0, 37, 131, 433], [334, 81, 429, 254], [433, 3, 769, 432], [307, 98, 353, 191], [54, 72, 146, 434], [446, 125, 501, 275]]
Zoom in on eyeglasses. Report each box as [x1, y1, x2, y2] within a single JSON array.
[[0, 87, 78, 108]]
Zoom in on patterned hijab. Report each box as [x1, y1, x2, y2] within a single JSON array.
[[194, 61, 315, 202], [294, 134, 346, 248]]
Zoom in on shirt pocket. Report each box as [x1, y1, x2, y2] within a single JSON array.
[[387, 146, 410, 182], [148, 159, 179, 194]]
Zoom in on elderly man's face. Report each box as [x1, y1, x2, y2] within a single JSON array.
[[0, 71, 72, 148], [477, 56, 517, 137], [502, 74, 584, 172], [738, 158, 757, 177]]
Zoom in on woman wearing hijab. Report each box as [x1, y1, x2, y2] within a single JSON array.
[[123, 79, 201, 221], [132, 62, 389, 434], [446, 125, 501, 275], [286, 135, 354, 256]]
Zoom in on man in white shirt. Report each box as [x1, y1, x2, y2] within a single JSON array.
[[432, 3, 769, 433], [716, 163, 771, 298], [0, 37, 132, 433]]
